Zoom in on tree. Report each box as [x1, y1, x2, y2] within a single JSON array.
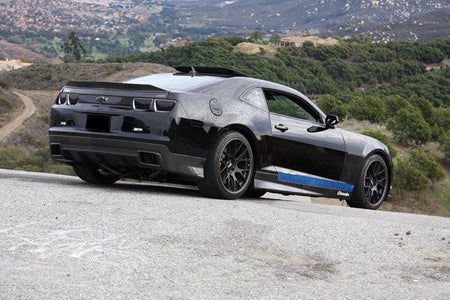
[[269, 33, 281, 45], [317, 94, 348, 119], [323, 58, 356, 83], [387, 107, 432, 145], [250, 30, 263, 43], [409, 96, 433, 124], [348, 95, 386, 123], [384, 95, 412, 119], [61, 31, 86, 61]]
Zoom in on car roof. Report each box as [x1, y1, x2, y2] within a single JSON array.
[[125, 73, 227, 91], [125, 73, 308, 99], [125, 72, 324, 119]]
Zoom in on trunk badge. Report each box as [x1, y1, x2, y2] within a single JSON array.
[[95, 96, 109, 103]]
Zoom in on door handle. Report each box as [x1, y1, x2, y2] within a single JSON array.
[[275, 124, 288, 132]]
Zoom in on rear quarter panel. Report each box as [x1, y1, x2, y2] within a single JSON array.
[[171, 91, 271, 164]]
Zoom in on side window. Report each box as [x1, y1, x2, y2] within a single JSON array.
[[241, 88, 267, 110], [265, 90, 320, 122]]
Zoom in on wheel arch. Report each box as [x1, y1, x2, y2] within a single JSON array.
[[221, 124, 261, 169], [364, 149, 393, 188]]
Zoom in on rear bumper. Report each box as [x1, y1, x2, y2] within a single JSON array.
[[49, 128, 205, 178]]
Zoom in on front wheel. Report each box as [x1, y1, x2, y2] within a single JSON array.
[[347, 154, 389, 209], [198, 131, 254, 199], [73, 164, 120, 185]]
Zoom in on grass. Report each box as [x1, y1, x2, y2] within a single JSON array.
[[51, 37, 64, 57], [430, 174, 450, 211], [91, 51, 108, 60]]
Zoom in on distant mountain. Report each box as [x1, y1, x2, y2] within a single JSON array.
[[167, 0, 450, 40], [0, 0, 449, 60]]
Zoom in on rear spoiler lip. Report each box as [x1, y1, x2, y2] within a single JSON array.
[[61, 81, 169, 99], [64, 81, 167, 92]]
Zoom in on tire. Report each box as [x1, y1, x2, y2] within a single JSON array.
[[73, 164, 120, 185], [244, 189, 266, 198], [347, 154, 389, 209], [198, 131, 254, 199]]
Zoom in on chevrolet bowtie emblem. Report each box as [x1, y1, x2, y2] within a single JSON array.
[[95, 96, 109, 103]]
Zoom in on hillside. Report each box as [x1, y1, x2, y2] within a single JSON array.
[[0, 38, 449, 216], [166, 0, 450, 41], [0, 41, 48, 61], [0, 62, 173, 90], [0, 0, 449, 60]]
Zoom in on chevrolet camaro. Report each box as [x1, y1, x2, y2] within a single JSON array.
[[49, 66, 392, 209]]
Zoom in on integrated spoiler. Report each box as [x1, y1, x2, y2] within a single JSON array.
[[65, 81, 166, 91], [61, 81, 168, 98]]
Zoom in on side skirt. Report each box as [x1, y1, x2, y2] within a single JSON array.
[[254, 171, 354, 199]]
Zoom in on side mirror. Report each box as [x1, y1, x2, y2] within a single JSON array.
[[325, 115, 339, 128]]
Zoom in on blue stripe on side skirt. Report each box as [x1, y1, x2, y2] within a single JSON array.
[[277, 172, 355, 192]]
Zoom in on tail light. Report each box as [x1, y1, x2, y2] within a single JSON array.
[[132, 98, 175, 112], [133, 98, 153, 111], [155, 99, 175, 111], [56, 93, 78, 105], [57, 93, 67, 105]]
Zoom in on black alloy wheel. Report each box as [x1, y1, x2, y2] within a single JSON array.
[[198, 131, 254, 199], [364, 160, 388, 205], [347, 154, 389, 209], [219, 138, 252, 193]]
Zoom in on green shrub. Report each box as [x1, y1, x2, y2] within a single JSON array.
[[384, 95, 412, 119], [317, 94, 348, 119], [409, 149, 445, 183], [348, 95, 386, 122], [0, 96, 12, 108], [387, 107, 432, 145], [440, 133, 450, 161], [394, 148, 445, 191], [39, 114, 50, 123], [394, 159, 430, 191], [24, 147, 52, 170], [45, 164, 75, 175], [0, 147, 29, 169], [432, 107, 450, 132], [362, 129, 397, 157], [0, 81, 8, 89], [409, 96, 434, 124]]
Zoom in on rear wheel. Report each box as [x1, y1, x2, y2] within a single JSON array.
[[73, 164, 120, 185], [347, 154, 389, 209], [198, 131, 254, 199]]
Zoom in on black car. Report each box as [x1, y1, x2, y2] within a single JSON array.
[[49, 66, 392, 209]]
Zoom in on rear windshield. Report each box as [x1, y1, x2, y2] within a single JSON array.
[[125, 73, 226, 91]]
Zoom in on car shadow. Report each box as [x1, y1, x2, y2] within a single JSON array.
[[10, 171, 302, 203]]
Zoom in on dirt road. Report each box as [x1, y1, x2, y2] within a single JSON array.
[[0, 90, 36, 142]]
